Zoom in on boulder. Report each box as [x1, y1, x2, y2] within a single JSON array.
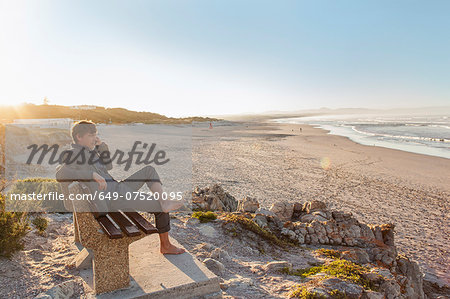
[[237, 196, 260, 213], [269, 201, 294, 221], [320, 278, 364, 299], [362, 291, 384, 299], [303, 200, 327, 214], [396, 255, 425, 299], [203, 258, 225, 275], [255, 207, 276, 217], [252, 214, 268, 229], [341, 248, 370, 264], [263, 261, 292, 273], [192, 184, 238, 212], [210, 247, 231, 262]]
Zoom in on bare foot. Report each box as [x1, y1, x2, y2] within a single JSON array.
[[160, 243, 186, 255]]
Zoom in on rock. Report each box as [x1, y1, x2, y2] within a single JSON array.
[[252, 214, 268, 229], [198, 224, 218, 238], [379, 279, 402, 299], [381, 254, 394, 266], [196, 242, 216, 251], [192, 184, 238, 212], [184, 217, 200, 227], [223, 276, 254, 289], [210, 248, 231, 262], [396, 255, 425, 298], [255, 208, 276, 217], [269, 201, 294, 221], [332, 211, 353, 222], [371, 268, 395, 280], [237, 196, 259, 213], [362, 291, 384, 299], [34, 295, 52, 299], [291, 202, 304, 219], [347, 225, 361, 238], [263, 261, 292, 273], [362, 272, 384, 285], [303, 200, 327, 213], [203, 258, 225, 275], [209, 196, 225, 211], [293, 202, 303, 212], [281, 227, 296, 240], [310, 234, 319, 244], [320, 277, 364, 299], [328, 232, 342, 245], [306, 225, 315, 234], [301, 213, 327, 223], [359, 224, 376, 241], [296, 234, 305, 244], [341, 249, 370, 264], [35, 280, 76, 299], [312, 211, 329, 220], [380, 223, 395, 247]]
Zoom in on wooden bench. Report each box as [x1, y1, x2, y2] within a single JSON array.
[[63, 181, 159, 294]]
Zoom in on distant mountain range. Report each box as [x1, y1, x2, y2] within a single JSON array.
[[210, 106, 450, 121]]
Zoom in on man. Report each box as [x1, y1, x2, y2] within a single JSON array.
[[56, 120, 185, 255]]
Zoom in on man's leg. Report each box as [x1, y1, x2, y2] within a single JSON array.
[[120, 165, 183, 213], [121, 166, 185, 255]]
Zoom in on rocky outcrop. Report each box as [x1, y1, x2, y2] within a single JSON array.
[[192, 184, 238, 212], [190, 185, 428, 299]]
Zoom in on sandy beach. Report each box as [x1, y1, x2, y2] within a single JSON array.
[[192, 120, 450, 285], [1, 119, 449, 298]]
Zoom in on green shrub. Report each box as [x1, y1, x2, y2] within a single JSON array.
[[0, 193, 30, 258], [315, 248, 341, 259], [192, 211, 217, 223], [7, 178, 66, 212], [221, 213, 297, 248], [289, 285, 326, 299], [32, 215, 48, 235], [329, 289, 349, 299], [282, 259, 375, 290]]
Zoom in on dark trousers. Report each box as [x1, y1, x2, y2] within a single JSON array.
[[111, 165, 170, 233]]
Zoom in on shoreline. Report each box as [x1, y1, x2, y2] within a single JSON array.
[[267, 117, 450, 160]]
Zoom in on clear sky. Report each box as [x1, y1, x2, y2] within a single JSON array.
[[0, 0, 449, 117]]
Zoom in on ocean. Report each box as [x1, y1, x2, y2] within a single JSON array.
[[272, 114, 450, 159]]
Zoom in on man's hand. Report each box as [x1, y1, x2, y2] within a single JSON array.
[[93, 172, 107, 190], [95, 136, 103, 146]]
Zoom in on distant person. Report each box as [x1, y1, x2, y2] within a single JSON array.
[[209, 122, 213, 129], [56, 120, 185, 255]]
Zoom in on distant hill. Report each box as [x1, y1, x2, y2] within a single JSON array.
[[0, 104, 218, 124]]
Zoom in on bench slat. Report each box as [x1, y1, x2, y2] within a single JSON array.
[[125, 212, 159, 234], [97, 216, 123, 239], [109, 212, 141, 237]]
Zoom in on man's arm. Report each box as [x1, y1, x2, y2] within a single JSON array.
[[95, 142, 113, 171], [55, 151, 95, 183]]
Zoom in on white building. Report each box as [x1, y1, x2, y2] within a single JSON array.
[[12, 118, 73, 129], [70, 105, 97, 110]]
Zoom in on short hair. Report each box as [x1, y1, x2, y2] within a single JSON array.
[[71, 120, 97, 143]]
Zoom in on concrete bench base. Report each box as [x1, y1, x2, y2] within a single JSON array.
[[78, 234, 222, 299], [74, 212, 145, 294]]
